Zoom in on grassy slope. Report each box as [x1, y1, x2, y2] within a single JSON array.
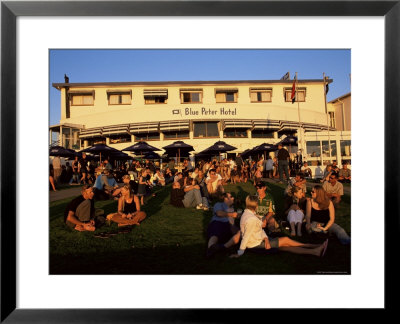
[[50, 182, 351, 274]]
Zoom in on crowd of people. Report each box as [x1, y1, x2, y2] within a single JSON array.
[[58, 151, 351, 257]]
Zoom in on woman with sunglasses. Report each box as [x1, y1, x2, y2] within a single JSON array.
[[230, 195, 328, 258], [305, 185, 351, 245]]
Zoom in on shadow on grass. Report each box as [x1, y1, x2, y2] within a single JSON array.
[[50, 238, 350, 275]]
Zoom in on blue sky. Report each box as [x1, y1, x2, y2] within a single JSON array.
[[49, 49, 350, 125]]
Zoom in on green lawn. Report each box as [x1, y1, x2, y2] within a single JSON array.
[[50, 181, 351, 274]]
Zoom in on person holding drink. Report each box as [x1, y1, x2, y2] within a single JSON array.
[[230, 195, 328, 258]]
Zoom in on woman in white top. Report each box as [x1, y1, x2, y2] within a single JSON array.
[[230, 195, 328, 258]]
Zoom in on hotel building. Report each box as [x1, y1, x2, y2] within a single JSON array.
[[50, 78, 351, 175]]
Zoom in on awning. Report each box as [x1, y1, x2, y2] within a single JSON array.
[[67, 90, 95, 98], [102, 124, 130, 136], [222, 120, 253, 130], [215, 88, 238, 93], [252, 120, 280, 130], [249, 87, 272, 91], [106, 89, 132, 97], [160, 120, 190, 132], [143, 89, 168, 97], [79, 127, 103, 139], [180, 88, 203, 92], [129, 122, 159, 134]]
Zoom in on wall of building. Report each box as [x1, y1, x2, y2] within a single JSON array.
[[328, 95, 351, 131], [60, 82, 328, 128]]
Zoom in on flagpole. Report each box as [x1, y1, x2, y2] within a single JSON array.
[[323, 72, 331, 160], [295, 72, 303, 165]]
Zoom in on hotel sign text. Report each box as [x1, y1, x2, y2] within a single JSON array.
[[172, 107, 237, 116]]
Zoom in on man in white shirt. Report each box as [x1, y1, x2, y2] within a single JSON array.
[[322, 172, 343, 205], [205, 169, 224, 196]]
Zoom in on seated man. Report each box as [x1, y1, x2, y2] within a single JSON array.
[[93, 170, 119, 200], [205, 169, 225, 197], [300, 162, 312, 178], [338, 163, 351, 183], [322, 172, 343, 206], [206, 192, 241, 258], [255, 181, 280, 234], [286, 172, 307, 196], [64, 184, 104, 231], [170, 180, 208, 210]]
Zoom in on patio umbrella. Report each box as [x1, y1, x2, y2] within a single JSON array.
[[162, 141, 194, 163], [122, 141, 161, 162], [252, 143, 278, 159], [199, 141, 237, 161], [144, 151, 161, 160], [278, 136, 298, 154], [49, 146, 76, 158], [80, 143, 122, 163]]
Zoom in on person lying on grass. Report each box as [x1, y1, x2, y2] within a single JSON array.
[[106, 184, 147, 227], [64, 184, 105, 232], [206, 192, 242, 258], [230, 195, 328, 258]]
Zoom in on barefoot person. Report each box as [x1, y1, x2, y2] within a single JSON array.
[[106, 184, 147, 227], [230, 195, 328, 258]]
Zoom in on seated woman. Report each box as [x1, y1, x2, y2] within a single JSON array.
[[321, 164, 333, 183], [284, 186, 307, 237], [230, 195, 328, 258], [305, 185, 351, 245], [164, 167, 174, 184], [106, 184, 146, 227]]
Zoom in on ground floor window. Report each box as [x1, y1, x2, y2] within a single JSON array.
[[340, 140, 351, 157], [306, 141, 321, 158], [86, 137, 106, 146], [322, 140, 337, 157], [133, 132, 160, 141], [109, 134, 131, 144], [251, 130, 274, 138], [163, 131, 189, 139], [223, 128, 248, 138], [193, 122, 219, 138]]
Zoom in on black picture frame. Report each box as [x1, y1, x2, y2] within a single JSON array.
[[1, 0, 398, 322]]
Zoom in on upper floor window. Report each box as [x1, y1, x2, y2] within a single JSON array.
[[215, 89, 238, 103], [180, 89, 203, 104], [107, 90, 132, 105], [328, 112, 336, 128], [144, 89, 168, 104], [133, 132, 160, 141], [284, 87, 306, 102], [250, 88, 272, 103], [69, 91, 95, 106]]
